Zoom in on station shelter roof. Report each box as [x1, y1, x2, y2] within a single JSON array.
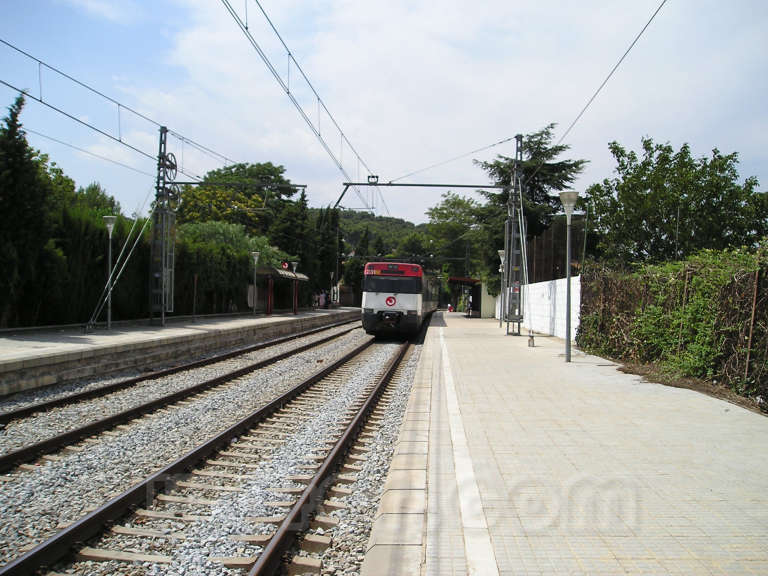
[[448, 276, 481, 286], [257, 267, 309, 282]]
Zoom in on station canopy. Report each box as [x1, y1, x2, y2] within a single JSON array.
[[258, 267, 309, 282], [448, 276, 481, 286]]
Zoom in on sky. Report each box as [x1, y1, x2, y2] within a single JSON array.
[[1, 0, 766, 224]]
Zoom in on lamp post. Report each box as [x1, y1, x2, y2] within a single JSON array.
[[103, 215, 116, 330], [330, 271, 335, 306], [251, 251, 260, 316], [498, 249, 505, 328], [559, 190, 579, 362], [291, 261, 298, 314]]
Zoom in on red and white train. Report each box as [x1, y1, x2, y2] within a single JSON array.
[[361, 262, 439, 336]]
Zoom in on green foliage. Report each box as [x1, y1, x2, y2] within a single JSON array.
[[587, 138, 767, 265], [471, 124, 587, 290], [336, 209, 419, 259], [177, 221, 283, 264], [477, 123, 587, 237], [578, 245, 768, 403], [174, 221, 289, 314], [74, 182, 121, 215], [425, 192, 483, 278], [310, 208, 344, 292], [177, 162, 294, 236]]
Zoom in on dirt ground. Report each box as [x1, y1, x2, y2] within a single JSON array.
[[618, 362, 766, 416]]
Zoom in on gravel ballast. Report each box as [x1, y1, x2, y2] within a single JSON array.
[[46, 343, 403, 576], [0, 324, 357, 455], [0, 329, 370, 567]]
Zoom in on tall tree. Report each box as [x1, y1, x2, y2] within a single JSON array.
[[588, 138, 768, 264], [471, 124, 587, 291], [0, 96, 56, 326], [316, 207, 340, 293], [356, 227, 370, 259], [177, 162, 295, 236], [477, 123, 587, 237], [75, 182, 121, 215], [426, 192, 484, 279]]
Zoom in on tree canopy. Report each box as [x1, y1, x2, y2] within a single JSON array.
[[587, 138, 768, 264], [177, 162, 296, 236], [477, 123, 587, 237]]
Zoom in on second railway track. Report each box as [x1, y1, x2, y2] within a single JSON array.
[[0, 321, 359, 469], [0, 326, 372, 567], [1, 336, 415, 575]]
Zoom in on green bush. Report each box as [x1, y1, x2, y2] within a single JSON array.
[[578, 243, 768, 405]]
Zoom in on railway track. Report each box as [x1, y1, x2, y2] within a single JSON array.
[[0, 327, 372, 566], [0, 322, 358, 472], [0, 319, 357, 423], [1, 338, 412, 575]]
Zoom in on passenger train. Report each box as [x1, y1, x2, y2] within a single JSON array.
[[361, 262, 439, 336]]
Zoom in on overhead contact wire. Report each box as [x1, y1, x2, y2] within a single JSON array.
[[525, 0, 668, 186]]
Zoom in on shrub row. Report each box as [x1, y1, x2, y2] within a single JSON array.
[[578, 244, 768, 405]]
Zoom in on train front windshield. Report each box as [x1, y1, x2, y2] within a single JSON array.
[[363, 275, 422, 294]]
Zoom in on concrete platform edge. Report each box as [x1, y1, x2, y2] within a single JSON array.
[[360, 327, 434, 576], [0, 310, 360, 396]]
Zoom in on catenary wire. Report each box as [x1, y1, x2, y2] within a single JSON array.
[[0, 37, 239, 177], [386, 0, 667, 189], [222, 0, 389, 214], [24, 128, 156, 178], [525, 0, 668, 187], [389, 136, 517, 183], [220, 0, 364, 209], [0, 38, 160, 129]]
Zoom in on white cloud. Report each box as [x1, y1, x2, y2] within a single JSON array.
[[62, 0, 141, 24], [84, 0, 768, 222]]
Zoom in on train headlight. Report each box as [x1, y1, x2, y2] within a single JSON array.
[[364, 308, 373, 314], [407, 309, 417, 315]]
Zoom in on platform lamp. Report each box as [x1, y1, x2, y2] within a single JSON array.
[[559, 190, 579, 362], [498, 249, 505, 329], [291, 261, 299, 314], [103, 215, 117, 330], [251, 251, 260, 316]]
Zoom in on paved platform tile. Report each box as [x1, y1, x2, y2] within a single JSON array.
[[368, 513, 424, 547], [377, 489, 426, 516], [361, 545, 422, 576], [389, 454, 427, 470], [383, 469, 427, 490]]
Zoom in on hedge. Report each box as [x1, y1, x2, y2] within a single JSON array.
[[578, 243, 768, 406]]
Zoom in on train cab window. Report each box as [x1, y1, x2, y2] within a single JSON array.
[[363, 275, 422, 294]]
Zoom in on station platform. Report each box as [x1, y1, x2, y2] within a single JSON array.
[[362, 311, 768, 575], [0, 308, 360, 396]]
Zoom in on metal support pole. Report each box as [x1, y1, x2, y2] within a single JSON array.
[[291, 261, 298, 315], [505, 217, 511, 335], [103, 215, 116, 330], [192, 273, 198, 321], [161, 210, 166, 327], [253, 265, 258, 316], [499, 264, 504, 328], [107, 234, 112, 329], [559, 190, 578, 363], [565, 217, 572, 363]]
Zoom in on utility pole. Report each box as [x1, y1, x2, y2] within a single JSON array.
[[150, 127, 179, 326], [505, 134, 524, 335]]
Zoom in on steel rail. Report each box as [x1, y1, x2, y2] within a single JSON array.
[[0, 338, 375, 575], [0, 319, 357, 425], [0, 324, 359, 473], [250, 340, 410, 575]]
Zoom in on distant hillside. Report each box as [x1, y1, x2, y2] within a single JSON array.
[[311, 208, 426, 257]]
